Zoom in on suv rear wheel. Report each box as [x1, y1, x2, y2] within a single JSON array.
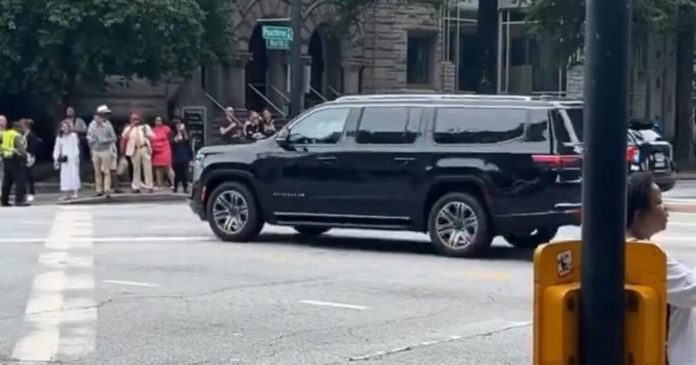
[[294, 226, 331, 236], [428, 192, 493, 257], [504, 227, 558, 249], [207, 182, 264, 242]]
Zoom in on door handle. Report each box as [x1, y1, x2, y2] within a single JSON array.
[[393, 157, 415, 162], [317, 156, 337, 162]]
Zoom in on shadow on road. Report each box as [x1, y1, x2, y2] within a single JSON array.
[[256, 232, 535, 262]]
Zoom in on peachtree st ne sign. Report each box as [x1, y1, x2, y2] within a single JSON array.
[[262, 25, 294, 50], [262, 26, 293, 41]]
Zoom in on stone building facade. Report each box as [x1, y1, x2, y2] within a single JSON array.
[[565, 32, 678, 141], [72, 0, 678, 146]]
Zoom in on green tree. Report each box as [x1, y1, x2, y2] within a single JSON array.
[[0, 0, 234, 103], [526, 0, 687, 62], [528, 0, 696, 162]]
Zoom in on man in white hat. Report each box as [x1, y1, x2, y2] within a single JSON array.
[[87, 105, 117, 196]]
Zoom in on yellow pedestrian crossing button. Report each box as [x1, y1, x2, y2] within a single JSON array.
[[533, 240, 667, 365]]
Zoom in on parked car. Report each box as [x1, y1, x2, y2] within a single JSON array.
[[561, 108, 676, 191], [627, 120, 676, 191], [189, 94, 585, 257]]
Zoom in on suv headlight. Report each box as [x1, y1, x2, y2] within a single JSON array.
[[194, 150, 204, 165]]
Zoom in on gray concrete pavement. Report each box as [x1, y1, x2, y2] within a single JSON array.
[[0, 202, 695, 364]]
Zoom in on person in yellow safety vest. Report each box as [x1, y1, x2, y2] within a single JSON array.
[[0, 120, 28, 207]]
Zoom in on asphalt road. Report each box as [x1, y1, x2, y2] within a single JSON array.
[[1, 184, 695, 365]]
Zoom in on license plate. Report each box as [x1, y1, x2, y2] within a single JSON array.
[[654, 152, 665, 168]]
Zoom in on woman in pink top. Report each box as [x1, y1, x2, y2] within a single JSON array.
[[150, 116, 174, 187]]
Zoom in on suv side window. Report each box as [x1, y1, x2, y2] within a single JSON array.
[[356, 107, 421, 144], [551, 110, 572, 143], [288, 108, 351, 144], [434, 107, 527, 145]]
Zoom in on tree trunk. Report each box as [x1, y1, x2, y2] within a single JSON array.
[[477, 0, 498, 94], [674, 7, 694, 164]]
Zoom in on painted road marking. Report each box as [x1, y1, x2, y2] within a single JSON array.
[[12, 208, 95, 362], [103, 280, 160, 288], [348, 320, 531, 361], [299, 300, 369, 311]]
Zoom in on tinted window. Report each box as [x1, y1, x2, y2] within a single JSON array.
[[525, 110, 551, 143], [356, 107, 421, 144], [288, 108, 350, 144], [434, 108, 527, 144], [565, 108, 584, 141], [552, 110, 572, 143]]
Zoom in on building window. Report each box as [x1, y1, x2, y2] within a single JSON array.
[[407, 33, 434, 85]]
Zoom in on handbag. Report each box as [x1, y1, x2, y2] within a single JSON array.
[[117, 156, 129, 176]]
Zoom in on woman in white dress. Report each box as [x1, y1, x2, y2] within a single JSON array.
[[53, 120, 81, 200]]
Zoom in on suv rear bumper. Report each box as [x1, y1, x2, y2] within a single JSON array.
[[493, 203, 581, 235]]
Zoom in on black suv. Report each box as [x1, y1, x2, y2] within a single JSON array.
[[189, 94, 583, 257]]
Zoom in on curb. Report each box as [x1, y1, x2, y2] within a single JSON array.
[[665, 201, 696, 213], [57, 193, 187, 205]]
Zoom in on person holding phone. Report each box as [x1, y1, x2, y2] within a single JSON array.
[[171, 117, 192, 193], [121, 111, 154, 193]]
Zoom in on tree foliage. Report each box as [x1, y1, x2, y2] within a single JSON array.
[[0, 0, 234, 102], [526, 0, 696, 62]]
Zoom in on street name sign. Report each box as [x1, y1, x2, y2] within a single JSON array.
[[262, 25, 293, 50], [262, 26, 293, 41]]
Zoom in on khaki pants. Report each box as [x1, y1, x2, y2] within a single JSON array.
[[92, 150, 113, 194], [131, 147, 153, 191]]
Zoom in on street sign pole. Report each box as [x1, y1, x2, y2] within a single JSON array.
[[580, 0, 632, 364], [289, 0, 303, 118]]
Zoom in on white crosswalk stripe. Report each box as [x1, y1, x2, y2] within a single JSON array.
[[11, 207, 96, 362]]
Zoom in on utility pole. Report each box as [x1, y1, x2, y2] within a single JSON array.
[[580, 0, 632, 364], [289, 0, 304, 118]]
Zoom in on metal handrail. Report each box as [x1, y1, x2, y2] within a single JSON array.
[[327, 86, 342, 98], [247, 83, 286, 118], [204, 92, 226, 112], [309, 86, 328, 102], [269, 85, 291, 103]]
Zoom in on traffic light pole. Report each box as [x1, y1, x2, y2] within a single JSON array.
[[289, 0, 304, 118], [580, 0, 632, 364]]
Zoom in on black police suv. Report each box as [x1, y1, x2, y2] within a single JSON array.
[[189, 94, 584, 257], [627, 120, 676, 191]]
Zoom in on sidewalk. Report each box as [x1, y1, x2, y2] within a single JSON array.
[[676, 172, 696, 180], [57, 191, 187, 205], [13, 182, 187, 206]]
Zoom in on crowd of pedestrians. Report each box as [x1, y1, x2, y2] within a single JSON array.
[[219, 106, 277, 142], [0, 104, 194, 206]]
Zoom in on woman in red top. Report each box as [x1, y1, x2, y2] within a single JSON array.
[[150, 116, 174, 188]]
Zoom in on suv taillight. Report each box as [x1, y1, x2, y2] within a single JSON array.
[[532, 154, 582, 169], [626, 146, 639, 163]]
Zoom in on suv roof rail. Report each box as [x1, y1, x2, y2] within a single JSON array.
[[335, 94, 535, 102]]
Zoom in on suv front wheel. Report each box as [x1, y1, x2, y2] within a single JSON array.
[[206, 182, 264, 242], [428, 192, 493, 257], [504, 227, 558, 249]]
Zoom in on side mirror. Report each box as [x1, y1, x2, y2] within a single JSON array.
[[275, 128, 290, 148]]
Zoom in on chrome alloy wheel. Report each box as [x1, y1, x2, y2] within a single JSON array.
[[435, 201, 479, 249], [212, 191, 249, 234]]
